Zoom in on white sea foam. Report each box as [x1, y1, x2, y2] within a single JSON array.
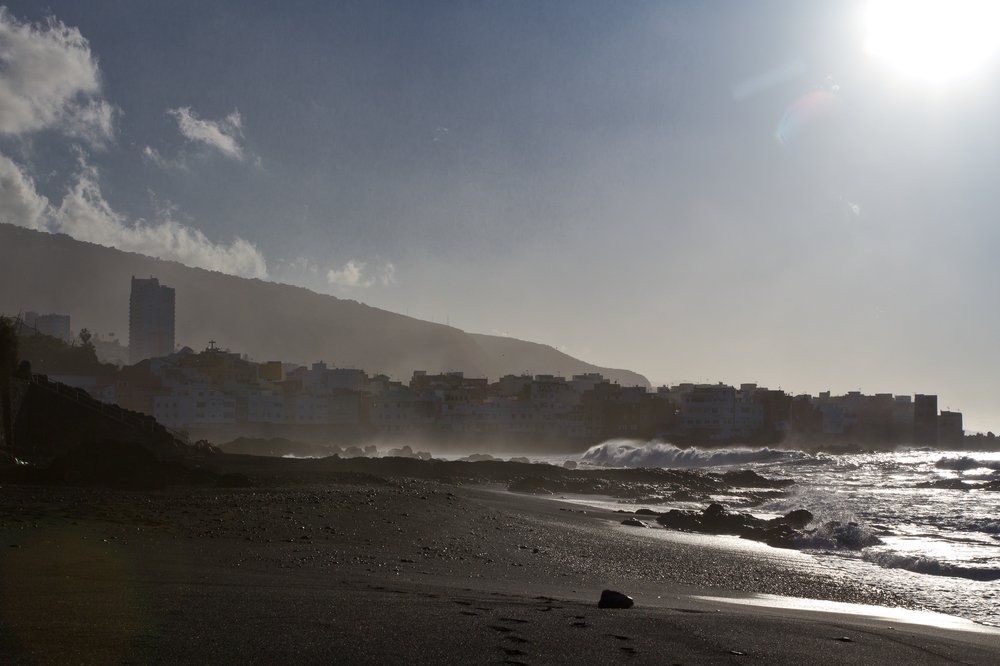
[[863, 550, 1000, 582], [580, 440, 795, 469]]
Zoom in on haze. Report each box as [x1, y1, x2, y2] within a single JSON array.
[[2, 1, 1000, 431]]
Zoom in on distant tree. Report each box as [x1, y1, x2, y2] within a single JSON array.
[[0, 317, 18, 449], [19, 330, 117, 377], [517, 383, 532, 402]]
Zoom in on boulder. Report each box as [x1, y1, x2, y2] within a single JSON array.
[[621, 518, 647, 528], [720, 470, 794, 488], [778, 509, 814, 530], [657, 503, 815, 549], [741, 523, 802, 549], [598, 590, 634, 609]]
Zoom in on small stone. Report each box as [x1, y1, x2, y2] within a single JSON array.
[[621, 518, 648, 528], [598, 590, 634, 609]]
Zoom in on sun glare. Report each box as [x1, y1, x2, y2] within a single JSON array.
[[865, 0, 1000, 86]]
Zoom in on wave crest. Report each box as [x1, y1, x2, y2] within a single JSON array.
[[580, 440, 794, 469], [863, 550, 1000, 582]]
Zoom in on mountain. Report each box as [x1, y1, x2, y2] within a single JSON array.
[[0, 224, 649, 387]]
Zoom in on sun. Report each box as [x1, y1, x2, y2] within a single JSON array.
[[865, 0, 1000, 86]]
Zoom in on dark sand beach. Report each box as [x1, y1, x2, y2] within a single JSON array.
[[1, 456, 998, 665]]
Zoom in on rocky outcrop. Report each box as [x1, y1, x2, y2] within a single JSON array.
[[656, 503, 814, 549], [12, 372, 185, 460]]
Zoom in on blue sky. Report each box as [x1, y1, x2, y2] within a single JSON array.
[[3, 1, 1000, 429]]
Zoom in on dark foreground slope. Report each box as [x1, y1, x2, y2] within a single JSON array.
[[0, 224, 647, 385], [2, 468, 997, 665]]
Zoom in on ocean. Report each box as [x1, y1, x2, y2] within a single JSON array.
[[571, 442, 1000, 627]]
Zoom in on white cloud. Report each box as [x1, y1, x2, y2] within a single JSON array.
[[327, 260, 397, 288], [0, 153, 50, 229], [141, 145, 168, 167], [0, 149, 267, 279], [0, 9, 115, 143], [168, 107, 245, 160], [52, 159, 267, 278], [0, 10, 264, 279]]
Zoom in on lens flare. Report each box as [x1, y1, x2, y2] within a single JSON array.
[[865, 0, 1000, 86], [776, 90, 840, 147], [1, 527, 147, 666]]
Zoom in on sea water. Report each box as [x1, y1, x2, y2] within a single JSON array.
[[566, 443, 1000, 626]]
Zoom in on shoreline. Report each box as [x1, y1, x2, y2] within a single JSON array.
[[2, 462, 999, 664]]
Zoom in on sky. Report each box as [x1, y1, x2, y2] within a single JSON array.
[[2, 1, 1000, 430]]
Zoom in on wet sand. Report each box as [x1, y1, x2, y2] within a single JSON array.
[[1, 467, 998, 665]]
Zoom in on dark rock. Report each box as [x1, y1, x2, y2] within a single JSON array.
[[658, 502, 815, 549], [460, 453, 495, 462], [670, 489, 698, 502], [598, 590, 634, 609], [778, 509, 814, 530], [741, 523, 803, 549], [621, 518, 647, 528], [721, 470, 795, 488], [915, 478, 973, 490], [634, 508, 660, 516], [935, 456, 981, 471]]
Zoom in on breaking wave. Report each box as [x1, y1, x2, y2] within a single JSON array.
[[863, 550, 1000, 582], [934, 456, 1000, 472], [580, 440, 798, 469], [795, 522, 883, 551]]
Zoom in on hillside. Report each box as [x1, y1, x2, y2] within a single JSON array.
[[0, 224, 649, 386]]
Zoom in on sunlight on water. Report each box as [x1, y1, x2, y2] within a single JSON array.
[[556, 444, 1000, 626]]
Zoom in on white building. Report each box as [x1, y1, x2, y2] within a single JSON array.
[[680, 384, 736, 439], [285, 393, 329, 424], [734, 384, 765, 436], [248, 390, 285, 424], [153, 384, 235, 428], [370, 389, 438, 433]]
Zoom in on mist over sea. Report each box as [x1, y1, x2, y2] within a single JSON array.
[[542, 442, 1000, 626]]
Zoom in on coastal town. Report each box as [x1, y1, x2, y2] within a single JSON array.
[[5, 277, 984, 452]]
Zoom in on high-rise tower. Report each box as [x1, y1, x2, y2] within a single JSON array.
[[129, 277, 175, 364]]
